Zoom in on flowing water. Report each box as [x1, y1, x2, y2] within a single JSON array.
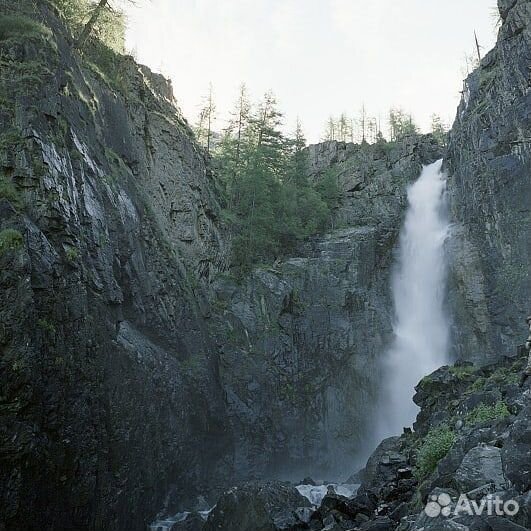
[[150, 161, 450, 528], [376, 159, 450, 440]]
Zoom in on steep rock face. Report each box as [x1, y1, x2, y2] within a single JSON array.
[[446, 0, 531, 364], [0, 2, 230, 529], [211, 138, 442, 481]]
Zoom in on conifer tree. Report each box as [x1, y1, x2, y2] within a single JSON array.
[[388, 108, 419, 141], [195, 84, 216, 153], [430, 114, 448, 145]]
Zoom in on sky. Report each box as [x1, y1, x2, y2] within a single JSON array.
[[124, 0, 498, 143]]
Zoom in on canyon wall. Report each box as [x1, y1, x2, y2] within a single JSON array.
[[446, 0, 530, 364]]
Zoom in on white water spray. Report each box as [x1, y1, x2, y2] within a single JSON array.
[[377, 159, 450, 439]]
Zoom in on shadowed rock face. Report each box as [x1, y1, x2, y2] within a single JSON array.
[[203, 481, 311, 531], [445, 0, 531, 364], [0, 1, 231, 529], [211, 137, 443, 481]]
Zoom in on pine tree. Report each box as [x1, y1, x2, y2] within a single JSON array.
[[74, 0, 135, 51], [338, 113, 350, 142], [215, 90, 338, 271], [287, 118, 307, 185], [217, 84, 252, 207], [359, 104, 367, 143]]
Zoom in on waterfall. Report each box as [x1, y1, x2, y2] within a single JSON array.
[[377, 159, 450, 439]]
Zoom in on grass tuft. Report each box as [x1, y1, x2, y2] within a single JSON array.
[[415, 424, 456, 480], [466, 401, 510, 426], [0, 15, 52, 41]]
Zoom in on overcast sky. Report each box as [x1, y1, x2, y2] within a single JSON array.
[[125, 0, 498, 143]]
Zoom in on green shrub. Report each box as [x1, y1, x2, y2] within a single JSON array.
[[85, 41, 130, 96], [37, 318, 56, 334], [487, 367, 520, 386], [0, 177, 21, 207], [415, 425, 456, 480], [0, 129, 25, 151], [0, 15, 52, 41], [0, 228, 23, 255], [449, 365, 476, 379], [65, 247, 79, 262], [466, 401, 510, 425], [469, 376, 486, 392]]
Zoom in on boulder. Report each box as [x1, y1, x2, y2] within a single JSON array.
[[171, 513, 205, 530], [455, 445, 507, 493], [358, 437, 406, 496], [204, 481, 311, 531], [501, 405, 531, 493], [511, 491, 531, 529], [485, 516, 529, 530]]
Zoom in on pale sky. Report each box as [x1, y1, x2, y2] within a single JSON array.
[[125, 0, 498, 143]]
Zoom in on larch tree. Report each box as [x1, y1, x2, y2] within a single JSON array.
[[324, 116, 337, 141], [338, 113, 350, 142], [75, 0, 135, 51], [430, 114, 448, 146], [195, 84, 216, 154], [359, 104, 367, 143]]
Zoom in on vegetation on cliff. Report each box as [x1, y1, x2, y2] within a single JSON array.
[[213, 90, 340, 271]]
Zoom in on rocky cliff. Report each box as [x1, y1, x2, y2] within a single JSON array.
[[0, 1, 231, 529], [152, 346, 531, 531], [446, 0, 531, 364], [211, 137, 442, 482]]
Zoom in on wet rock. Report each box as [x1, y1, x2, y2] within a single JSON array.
[[204, 481, 311, 531], [170, 513, 206, 531], [484, 516, 528, 531], [358, 437, 407, 497]]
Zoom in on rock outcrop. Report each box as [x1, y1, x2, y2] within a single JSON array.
[[204, 481, 311, 531], [295, 351, 529, 531], [445, 0, 531, 364]]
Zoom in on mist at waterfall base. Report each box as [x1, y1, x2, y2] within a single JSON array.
[[375, 159, 450, 442]]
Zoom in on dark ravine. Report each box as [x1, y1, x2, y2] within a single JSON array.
[[0, 0, 529, 530]]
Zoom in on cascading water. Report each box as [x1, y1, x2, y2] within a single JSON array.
[[377, 159, 450, 439]]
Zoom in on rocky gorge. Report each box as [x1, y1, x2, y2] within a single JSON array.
[[0, 0, 529, 530]]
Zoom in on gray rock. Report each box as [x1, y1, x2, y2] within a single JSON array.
[[359, 517, 394, 530], [203, 481, 311, 531], [455, 445, 507, 493], [358, 437, 406, 496], [446, 0, 531, 365], [484, 516, 529, 530], [501, 405, 531, 492]]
